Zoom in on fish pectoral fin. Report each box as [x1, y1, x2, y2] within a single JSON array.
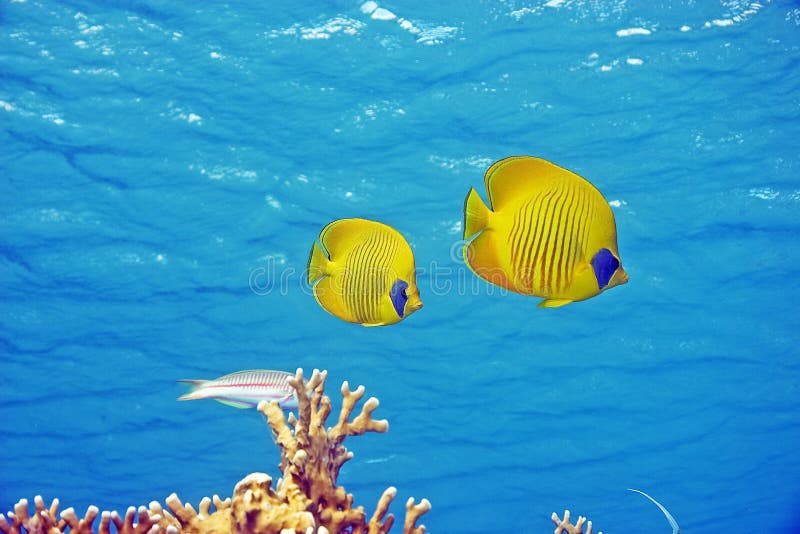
[[537, 298, 573, 308], [214, 398, 254, 409]]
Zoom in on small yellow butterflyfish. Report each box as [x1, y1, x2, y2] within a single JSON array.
[[307, 218, 423, 326], [463, 156, 628, 308]]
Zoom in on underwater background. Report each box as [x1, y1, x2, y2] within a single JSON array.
[[2, 0, 800, 531]]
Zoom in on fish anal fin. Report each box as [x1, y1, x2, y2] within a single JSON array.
[[214, 398, 254, 409], [464, 231, 515, 291], [362, 322, 386, 327], [537, 298, 573, 308], [313, 276, 356, 323], [485, 156, 575, 210]]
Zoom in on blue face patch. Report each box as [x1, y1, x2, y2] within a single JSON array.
[[390, 279, 409, 318], [591, 248, 620, 289]]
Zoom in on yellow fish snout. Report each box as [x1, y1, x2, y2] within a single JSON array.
[[407, 292, 423, 312]]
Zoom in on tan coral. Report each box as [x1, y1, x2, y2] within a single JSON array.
[[257, 368, 430, 534], [2, 368, 430, 534], [551, 509, 602, 534]]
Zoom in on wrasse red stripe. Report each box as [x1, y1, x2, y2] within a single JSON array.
[[204, 383, 289, 389]]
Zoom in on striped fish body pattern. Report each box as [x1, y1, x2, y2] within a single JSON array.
[[178, 370, 298, 410], [463, 156, 628, 307], [307, 218, 422, 326]]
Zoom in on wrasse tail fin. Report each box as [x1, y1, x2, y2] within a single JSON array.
[[177, 379, 207, 401]]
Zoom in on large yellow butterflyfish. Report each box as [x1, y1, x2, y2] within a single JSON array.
[[463, 156, 628, 307], [307, 218, 423, 326]]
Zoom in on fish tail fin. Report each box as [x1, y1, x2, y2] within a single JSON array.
[[177, 379, 207, 401], [463, 188, 492, 239], [307, 241, 331, 284]]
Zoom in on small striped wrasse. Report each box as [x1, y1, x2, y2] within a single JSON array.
[[307, 218, 423, 326], [177, 369, 298, 410], [463, 156, 628, 308]]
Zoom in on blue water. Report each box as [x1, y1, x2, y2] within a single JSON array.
[[2, 1, 799, 532]]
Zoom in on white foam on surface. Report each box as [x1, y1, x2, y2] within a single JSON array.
[[0, 100, 14, 112], [71, 67, 119, 77], [616, 27, 652, 37], [81, 25, 103, 36], [544, 0, 566, 7], [415, 25, 458, 45], [197, 165, 258, 182], [680, 25, 691, 32], [371, 8, 396, 21], [266, 16, 365, 40], [360, 1, 378, 14], [428, 155, 493, 172], [43, 113, 64, 125], [749, 187, 779, 200], [626, 58, 643, 65], [265, 195, 282, 209]]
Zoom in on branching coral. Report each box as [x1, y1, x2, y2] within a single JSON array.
[[551, 510, 602, 534], [2, 368, 602, 533], [1, 369, 430, 534]]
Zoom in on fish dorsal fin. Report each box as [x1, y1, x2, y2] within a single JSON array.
[[318, 218, 385, 260], [484, 156, 580, 211]]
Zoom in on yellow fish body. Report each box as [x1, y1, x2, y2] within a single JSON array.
[[463, 156, 628, 307], [307, 218, 423, 326]]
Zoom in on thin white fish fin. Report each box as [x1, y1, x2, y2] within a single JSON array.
[[628, 488, 681, 534], [177, 379, 206, 401], [214, 398, 255, 409]]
